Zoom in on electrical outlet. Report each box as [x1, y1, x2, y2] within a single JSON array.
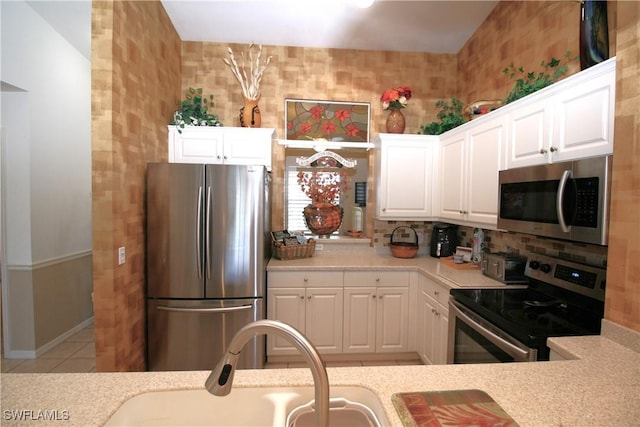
[[316, 244, 324, 251], [118, 247, 126, 265]]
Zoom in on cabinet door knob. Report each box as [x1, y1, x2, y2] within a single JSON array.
[[375, 277, 380, 282], [434, 290, 440, 296], [431, 308, 436, 313], [303, 278, 308, 282], [549, 146, 557, 153], [224, 155, 228, 159], [307, 295, 311, 299], [300, 296, 304, 299], [539, 148, 548, 154], [382, 208, 386, 212]]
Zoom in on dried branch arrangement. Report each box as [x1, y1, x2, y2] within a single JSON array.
[[222, 43, 272, 101]]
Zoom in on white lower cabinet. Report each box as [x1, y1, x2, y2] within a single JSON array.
[[267, 269, 411, 357], [267, 286, 343, 355], [343, 286, 409, 353], [417, 274, 449, 365]]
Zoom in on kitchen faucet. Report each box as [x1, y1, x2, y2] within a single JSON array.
[[205, 320, 329, 427]]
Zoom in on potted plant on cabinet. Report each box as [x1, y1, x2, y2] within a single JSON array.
[[171, 87, 223, 133]]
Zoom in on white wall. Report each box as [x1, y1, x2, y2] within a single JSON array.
[[1, 0, 91, 264], [1, 0, 92, 355]]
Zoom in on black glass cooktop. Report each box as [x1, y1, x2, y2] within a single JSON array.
[[450, 282, 604, 349]]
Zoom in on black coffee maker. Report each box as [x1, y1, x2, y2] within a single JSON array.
[[430, 223, 458, 257]]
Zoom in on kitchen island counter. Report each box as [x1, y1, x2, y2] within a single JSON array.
[[2, 333, 638, 426]]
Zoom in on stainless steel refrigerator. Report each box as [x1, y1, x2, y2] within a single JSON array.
[[146, 163, 270, 371]]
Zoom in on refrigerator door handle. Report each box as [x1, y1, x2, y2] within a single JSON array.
[[206, 185, 212, 280], [156, 304, 253, 314], [196, 185, 203, 279]]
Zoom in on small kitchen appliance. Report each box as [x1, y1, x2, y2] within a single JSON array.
[[448, 253, 605, 363], [481, 252, 528, 284], [430, 223, 458, 258], [498, 155, 612, 245]]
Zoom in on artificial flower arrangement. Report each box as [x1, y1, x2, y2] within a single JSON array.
[[297, 169, 349, 205], [380, 86, 412, 110]]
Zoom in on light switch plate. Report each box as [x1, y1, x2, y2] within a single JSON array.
[[118, 247, 126, 265]]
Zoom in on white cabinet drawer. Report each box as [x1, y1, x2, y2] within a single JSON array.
[[421, 274, 449, 306], [268, 271, 343, 288], [344, 270, 410, 287]]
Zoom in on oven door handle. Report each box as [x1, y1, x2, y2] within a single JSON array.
[[450, 300, 532, 362]]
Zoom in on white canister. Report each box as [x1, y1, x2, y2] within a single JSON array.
[[352, 206, 363, 232]]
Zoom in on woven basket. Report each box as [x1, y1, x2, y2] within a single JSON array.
[[272, 238, 316, 260], [389, 227, 419, 259]]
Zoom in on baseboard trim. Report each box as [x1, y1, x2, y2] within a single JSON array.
[[3, 317, 94, 360]]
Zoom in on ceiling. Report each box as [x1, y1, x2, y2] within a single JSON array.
[[161, 0, 498, 53], [26, 0, 498, 60]]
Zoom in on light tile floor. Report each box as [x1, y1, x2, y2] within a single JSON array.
[[1, 324, 423, 373], [1, 325, 96, 373]]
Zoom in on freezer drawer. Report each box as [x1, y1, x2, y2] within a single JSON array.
[[147, 298, 264, 371]]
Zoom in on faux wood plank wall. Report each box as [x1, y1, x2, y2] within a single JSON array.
[[181, 43, 459, 228], [605, 1, 640, 332], [91, 0, 181, 371]]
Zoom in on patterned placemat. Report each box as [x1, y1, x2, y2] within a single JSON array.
[[392, 389, 519, 426]]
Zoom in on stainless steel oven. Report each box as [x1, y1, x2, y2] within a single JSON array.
[[448, 254, 605, 364], [498, 155, 612, 245], [448, 298, 537, 363]]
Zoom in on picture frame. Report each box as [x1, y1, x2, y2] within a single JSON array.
[[285, 99, 371, 143]]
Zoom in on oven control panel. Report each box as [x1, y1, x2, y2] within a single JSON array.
[[525, 254, 606, 301]]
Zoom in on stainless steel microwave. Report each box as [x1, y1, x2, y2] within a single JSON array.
[[498, 156, 612, 246]]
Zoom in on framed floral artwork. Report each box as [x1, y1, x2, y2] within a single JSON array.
[[285, 99, 370, 143]]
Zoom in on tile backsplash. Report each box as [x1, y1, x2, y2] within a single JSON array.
[[373, 220, 608, 269]]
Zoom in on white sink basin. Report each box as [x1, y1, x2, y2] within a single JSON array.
[[104, 386, 389, 426]]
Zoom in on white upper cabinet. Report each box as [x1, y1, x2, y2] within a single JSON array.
[[439, 115, 506, 228], [374, 134, 440, 220], [505, 57, 615, 168], [168, 126, 275, 169]]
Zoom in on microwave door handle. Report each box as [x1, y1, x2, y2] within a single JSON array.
[[557, 170, 572, 233], [450, 301, 532, 362]]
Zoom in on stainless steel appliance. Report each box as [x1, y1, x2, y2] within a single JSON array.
[[146, 163, 270, 371], [481, 252, 528, 284], [430, 223, 458, 258], [448, 254, 605, 363], [498, 156, 612, 245]]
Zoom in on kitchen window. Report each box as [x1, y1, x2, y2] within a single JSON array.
[[285, 167, 343, 234]]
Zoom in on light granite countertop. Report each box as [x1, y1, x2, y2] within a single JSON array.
[[267, 247, 510, 289], [1, 334, 638, 426]]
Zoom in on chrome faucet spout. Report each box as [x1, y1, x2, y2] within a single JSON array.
[[205, 320, 329, 427]]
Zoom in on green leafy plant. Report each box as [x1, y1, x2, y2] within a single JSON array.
[[418, 98, 467, 135], [503, 51, 578, 104], [171, 87, 223, 132]]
